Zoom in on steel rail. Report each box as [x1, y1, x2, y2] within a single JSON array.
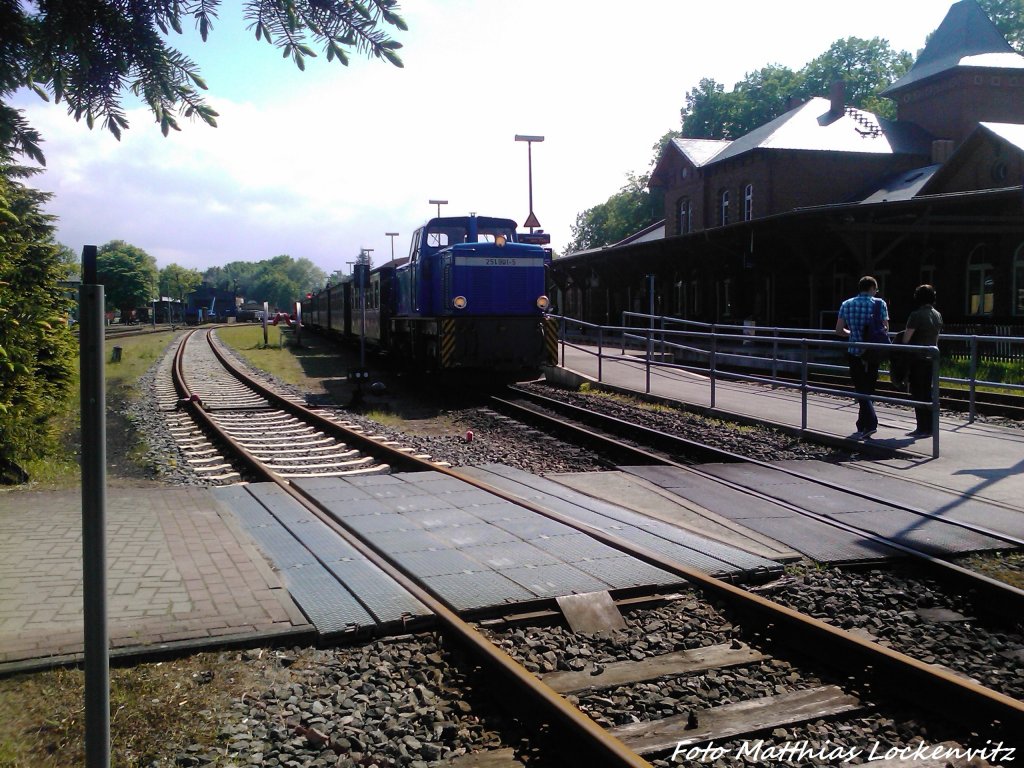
[[493, 390, 1024, 619], [502, 386, 1024, 548], [174, 330, 652, 768], [188, 330, 1024, 739]]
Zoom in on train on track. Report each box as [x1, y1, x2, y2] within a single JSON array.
[[302, 215, 559, 371]]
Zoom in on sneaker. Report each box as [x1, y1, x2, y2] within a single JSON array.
[[857, 428, 877, 440], [908, 429, 932, 438]]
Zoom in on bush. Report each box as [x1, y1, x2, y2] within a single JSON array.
[[0, 165, 77, 483]]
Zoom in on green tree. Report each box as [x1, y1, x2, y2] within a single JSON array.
[[0, 163, 76, 482], [728, 64, 809, 136], [0, 0, 407, 163], [977, 0, 1024, 49], [96, 240, 159, 320], [802, 37, 912, 119], [248, 254, 326, 310], [204, 260, 260, 297], [566, 174, 663, 254], [680, 78, 734, 139], [159, 263, 203, 302]]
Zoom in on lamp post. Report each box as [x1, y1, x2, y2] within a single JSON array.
[[428, 199, 447, 219], [515, 134, 544, 232], [385, 232, 399, 261]]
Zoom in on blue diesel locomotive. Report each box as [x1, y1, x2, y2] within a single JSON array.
[[303, 215, 558, 370]]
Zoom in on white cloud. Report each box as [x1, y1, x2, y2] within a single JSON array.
[[17, 0, 955, 272]]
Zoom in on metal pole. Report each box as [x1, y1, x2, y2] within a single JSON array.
[[772, 328, 779, 382], [645, 324, 652, 395], [710, 327, 717, 409], [560, 317, 565, 368], [262, 301, 269, 346], [931, 349, 941, 459], [801, 339, 809, 431], [527, 141, 534, 232], [80, 245, 110, 768], [968, 335, 978, 423]]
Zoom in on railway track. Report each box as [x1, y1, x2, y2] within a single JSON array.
[[495, 385, 1024, 616], [164, 329, 1024, 763]]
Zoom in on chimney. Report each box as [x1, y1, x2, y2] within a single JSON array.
[[931, 139, 955, 164], [830, 80, 846, 116]]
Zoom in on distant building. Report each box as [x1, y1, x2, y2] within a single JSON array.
[[554, 0, 1024, 329]]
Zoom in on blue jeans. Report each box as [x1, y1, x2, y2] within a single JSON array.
[[847, 353, 879, 432]]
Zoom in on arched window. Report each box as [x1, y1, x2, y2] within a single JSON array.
[[719, 189, 729, 226], [743, 184, 753, 221], [677, 197, 691, 235], [967, 244, 994, 315], [1014, 243, 1024, 316]]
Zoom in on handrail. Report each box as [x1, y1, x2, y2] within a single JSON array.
[[618, 311, 1024, 423], [553, 314, 943, 458]]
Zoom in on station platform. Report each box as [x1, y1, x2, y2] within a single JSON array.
[[549, 345, 1024, 510]]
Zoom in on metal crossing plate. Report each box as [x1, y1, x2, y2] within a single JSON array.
[[500, 563, 611, 597], [773, 460, 1024, 538], [279, 565, 376, 633], [382, 495, 461, 514], [243, 523, 320, 568], [403, 507, 492, 529], [321, 498, 393, 518], [827, 510, 1012, 554], [461, 541, 563, 569], [395, 548, 488, 578], [737, 515, 900, 562], [468, 464, 781, 575], [529, 533, 625, 561], [490, 515, 578, 539], [424, 523, 520, 549], [343, 512, 414, 535], [573, 556, 681, 588], [217, 483, 431, 634], [322, 558, 427, 622], [422, 570, 536, 610]]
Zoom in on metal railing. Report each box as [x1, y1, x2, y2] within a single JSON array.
[[555, 313, 942, 458]]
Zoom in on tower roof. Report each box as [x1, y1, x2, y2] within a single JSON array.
[[882, 0, 1024, 96]]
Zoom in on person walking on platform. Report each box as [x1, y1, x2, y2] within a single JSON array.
[[836, 276, 888, 439], [900, 284, 943, 438]]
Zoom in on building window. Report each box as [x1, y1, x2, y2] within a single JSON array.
[[1014, 244, 1024, 316], [677, 197, 691, 235], [743, 184, 753, 221], [719, 189, 729, 226], [967, 245, 994, 315]]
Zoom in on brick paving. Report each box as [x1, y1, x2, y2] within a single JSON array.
[[0, 486, 311, 665]]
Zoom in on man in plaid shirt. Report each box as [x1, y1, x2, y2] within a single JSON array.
[[836, 275, 889, 439]]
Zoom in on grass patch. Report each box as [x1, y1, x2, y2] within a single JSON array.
[[3, 331, 181, 491], [941, 358, 1024, 393], [0, 651, 285, 768], [956, 550, 1024, 590], [214, 324, 311, 388]]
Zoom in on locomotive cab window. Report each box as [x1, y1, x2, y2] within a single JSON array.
[[426, 231, 450, 248]]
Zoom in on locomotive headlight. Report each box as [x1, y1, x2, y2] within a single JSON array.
[[536, 295, 550, 310], [453, 295, 468, 309], [495, 235, 507, 247]]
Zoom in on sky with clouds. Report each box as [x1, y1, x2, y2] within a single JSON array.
[[13, 0, 958, 277]]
